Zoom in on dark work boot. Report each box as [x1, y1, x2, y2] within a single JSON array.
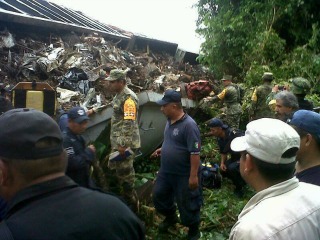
[[187, 224, 200, 240], [158, 214, 179, 233]]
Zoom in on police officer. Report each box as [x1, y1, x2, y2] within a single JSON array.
[[105, 69, 141, 212], [249, 72, 274, 120], [0, 108, 145, 239], [290, 77, 314, 111], [207, 118, 246, 197], [204, 75, 242, 129], [63, 106, 97, 189]]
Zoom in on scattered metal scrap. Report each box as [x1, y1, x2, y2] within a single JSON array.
[[0, 28, 216, 112]]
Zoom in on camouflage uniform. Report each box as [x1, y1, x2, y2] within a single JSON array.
[[106, 70, 141, 210], [290, 77, 314, 111], [249, 83, 273, 120], [214, 77, 242, 129]]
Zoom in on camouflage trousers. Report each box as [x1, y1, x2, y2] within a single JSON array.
[[225, 112, 241, 129], [217, 112, 241, 129], [107, 153, 138, 212]]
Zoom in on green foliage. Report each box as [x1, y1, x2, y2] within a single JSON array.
[[136, 109, 255, 239], [200, 182, 254, 239], [196, 0, 320, 99]]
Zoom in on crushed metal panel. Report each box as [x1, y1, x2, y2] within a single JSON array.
[[131, 35, 178, 56], [175, 48, 199, 65]]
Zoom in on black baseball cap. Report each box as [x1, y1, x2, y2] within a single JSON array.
[[207, 118, 228, 129], [0, 108, 63, 159], [68, 107, 89, 123], [156, 89, 181, 106]]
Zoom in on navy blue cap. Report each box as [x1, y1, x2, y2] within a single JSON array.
[[68, 107, 89, 123], [0, 108, 63, 159], [156, 89, 181, 106], [207, 118, 228, 129], [290, 110, 320, 141]]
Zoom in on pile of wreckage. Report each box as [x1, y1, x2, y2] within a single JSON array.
[[0, 29, 217, 114]]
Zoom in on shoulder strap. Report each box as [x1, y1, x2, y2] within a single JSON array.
[[0, 222, 14, 240], [232, 84, 241, 102]]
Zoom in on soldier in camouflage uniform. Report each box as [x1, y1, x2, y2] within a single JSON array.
[[205, 75, 242, 129], [290, 77, 314, 111], [105, 69, 141, 212], [249, 72, 274, 121]]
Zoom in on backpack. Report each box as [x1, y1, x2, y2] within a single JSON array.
[[233, 84, 245, 104], [181, 80, 213, 101], [200, 163, 222, 189]]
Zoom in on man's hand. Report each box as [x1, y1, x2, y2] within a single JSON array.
[[203, 96, 213, 103], [189, 175, 199, 190], [118, 146, 127, 156], [150, 148, 161, 158], [272, 85, 279, 93], [220, 162, 227, 171], [88, 144, 96, 153]]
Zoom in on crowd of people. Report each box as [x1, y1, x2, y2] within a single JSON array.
[[0, 69, 319, 240]]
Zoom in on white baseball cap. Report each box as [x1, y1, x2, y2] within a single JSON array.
[[231, 118, 300, 164]]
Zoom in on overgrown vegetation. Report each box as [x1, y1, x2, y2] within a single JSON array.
[[131, 112, 254, 240], [93, 2, 320, 239], [195, 0, 320, 98]]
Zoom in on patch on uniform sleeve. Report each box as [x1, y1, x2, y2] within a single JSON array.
[[217, 88, 227, 100], [251, 88, 257, 102], [124, 97, 137, 120], [65, 147, 74, 156], [194, 142, 199, 149]]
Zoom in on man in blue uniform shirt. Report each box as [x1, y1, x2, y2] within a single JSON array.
[[63, 106, 96, 189], [289, 110, 320, 186], [151, 89, 202, 240]]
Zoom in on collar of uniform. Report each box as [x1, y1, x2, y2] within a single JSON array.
[[295, 165, 320, 179], [65, 127, 81, 139], [168, 113, 188, 125], [5, 176, 77, 219]]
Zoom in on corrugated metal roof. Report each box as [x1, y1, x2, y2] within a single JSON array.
[[0, 0, 129, 39]]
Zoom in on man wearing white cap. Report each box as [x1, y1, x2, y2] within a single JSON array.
[[229, 118, 320, 240]]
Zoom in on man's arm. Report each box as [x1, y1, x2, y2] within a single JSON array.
[[204, 89, 226, 103], [248, 88, 258, 120], [189, 154, 200, 190], [220, 153, 228, 171], [117, 97, 138, 155], [63, 136, 94, 170]]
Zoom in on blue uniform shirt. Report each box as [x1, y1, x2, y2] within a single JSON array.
[[160, 114, 201, 176], [295, 165, 320, 186]]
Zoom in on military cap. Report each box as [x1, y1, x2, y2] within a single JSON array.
[[290, 77, 311, 95], [262, 72, 273, 81], [221, 75, 232, 81], [105, 69, 126, 81]]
